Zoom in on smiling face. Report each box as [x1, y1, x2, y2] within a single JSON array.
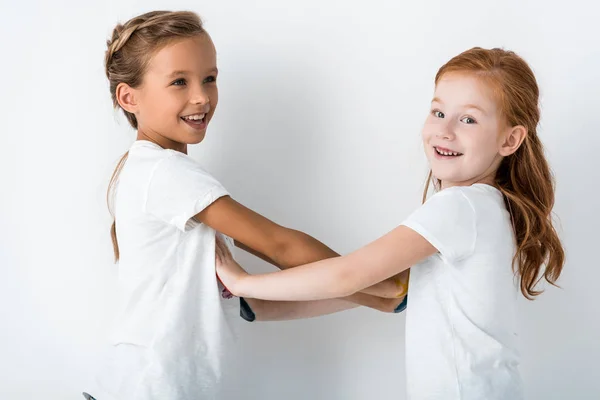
[[421, 72, 514, 189], [116, 34, 219, 153]]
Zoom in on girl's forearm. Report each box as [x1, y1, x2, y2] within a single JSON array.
[[246, 298, 357, 321], [254, 230, 406, 298], [234, 256, 358, 301], [245, 291, 403, 321]]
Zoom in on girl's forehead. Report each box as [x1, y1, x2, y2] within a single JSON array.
[[147, 35, 217, 74], [434, 73, 499, 112]]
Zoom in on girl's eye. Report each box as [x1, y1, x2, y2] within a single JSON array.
[[172, 78, 187, 86], [461, 116, 476, 124], [432, 110, 444, 118], [203, 75, 216, 84]]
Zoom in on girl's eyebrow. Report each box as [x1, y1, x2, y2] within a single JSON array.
[[167, 70, 191, 78], [431, 97, 487, 115], [463, 104, 487, 115], [167, 68, 219, 78]]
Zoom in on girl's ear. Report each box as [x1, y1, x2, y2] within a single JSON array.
[[115, 83, 139, 114], [499, 125, 527, 156]]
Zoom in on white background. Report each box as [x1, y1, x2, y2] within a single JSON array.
[[1, 0, 598, 399]]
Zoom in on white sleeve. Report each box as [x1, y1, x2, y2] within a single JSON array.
[[401, 188, 477, 262], [144, 154, 229, 232]]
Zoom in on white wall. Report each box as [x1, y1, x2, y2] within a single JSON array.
[[1, 0, 599, 399]]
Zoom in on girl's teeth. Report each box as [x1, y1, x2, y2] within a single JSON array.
[[436, 148, 460, 156], [184, 114, 205, 121]]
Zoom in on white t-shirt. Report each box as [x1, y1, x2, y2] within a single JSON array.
[[96, 140, 241, 400], [402, 184, 524, 400]]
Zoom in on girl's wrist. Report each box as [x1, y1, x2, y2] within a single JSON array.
[[234, 271, 251, 298]]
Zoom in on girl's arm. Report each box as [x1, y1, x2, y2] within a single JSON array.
[[245, 298, 355, 321], [216, 225, 435, 301], [244, 291, 406, 322], [235, 238, 408, 299], [195, 196, 407, 300]]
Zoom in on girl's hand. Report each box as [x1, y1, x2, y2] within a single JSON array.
[[215, 234, 249, 296]]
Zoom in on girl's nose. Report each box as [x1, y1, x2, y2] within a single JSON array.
[[190, 86, 209, 105], [436, 120, 456, 140]]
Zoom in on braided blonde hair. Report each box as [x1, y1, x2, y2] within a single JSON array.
[[105, 10, 206, 261]]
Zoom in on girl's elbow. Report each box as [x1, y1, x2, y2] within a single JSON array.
[[270, 228, 299, 267], [381, 278, 407, 298]]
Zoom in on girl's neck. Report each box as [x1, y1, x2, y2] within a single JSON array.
[[440, 174, 496, 191], [136, 129, 188, 154]]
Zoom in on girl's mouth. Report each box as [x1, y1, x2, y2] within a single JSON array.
[[181, 113, 207, 130], [434, 146, 463, 158]]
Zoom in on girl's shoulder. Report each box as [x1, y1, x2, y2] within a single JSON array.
[[431, 184, 504, 209], [129, 140, 191, 162], [127, 140, 207, 175]]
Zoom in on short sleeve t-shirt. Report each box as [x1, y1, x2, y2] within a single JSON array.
[[97, 140, 240, 400], [401, 184, 524, 400]]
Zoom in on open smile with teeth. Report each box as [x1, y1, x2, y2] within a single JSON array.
[[181, 113, 206, 123], [434, 146, 463, 157]]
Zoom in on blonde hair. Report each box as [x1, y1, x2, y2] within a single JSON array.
[[104, 11, 206, 261], [423, 47, 565, 299]]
